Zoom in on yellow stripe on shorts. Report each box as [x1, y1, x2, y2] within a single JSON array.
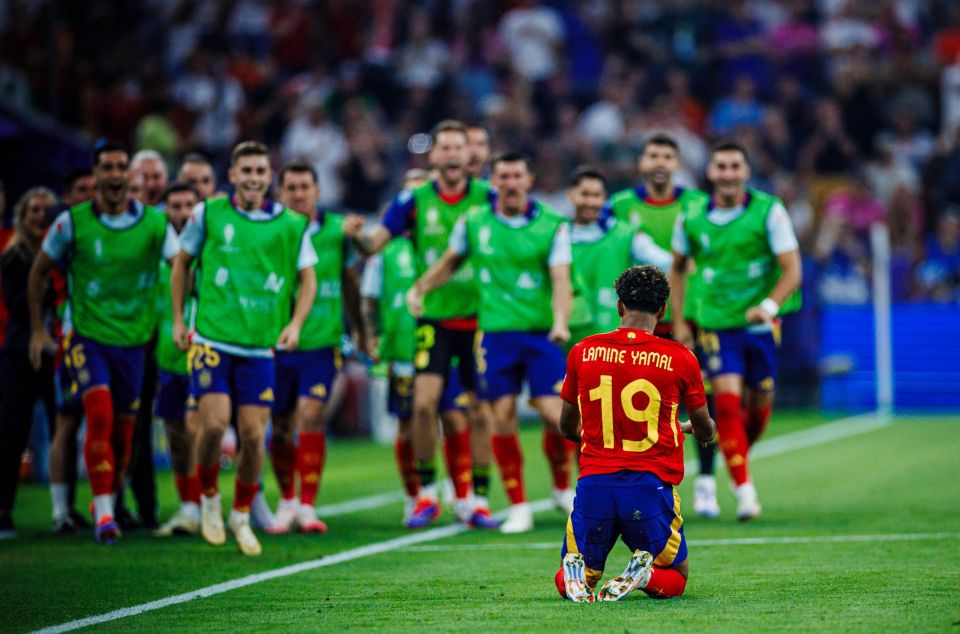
[[654, 488, 684, 567], [565, 515, 579, 555]]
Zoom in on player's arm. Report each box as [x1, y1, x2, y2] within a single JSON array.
[[681, 404, 717, 447], [668, 213, 694, 348], [27, 251, 57, 370], [746, 203, 803, 323], [170, 251, 195, 352], [277, 265, 317, 351], [559, 400, 582, 443], [350, 224, 392, 256], [348, 191, 414, 255], [359, 253, 383, 361], [341, 264, 367, 354], [406, 248, 466, 317], [678, 347, 716, 445], [547, 223, 572, 344]]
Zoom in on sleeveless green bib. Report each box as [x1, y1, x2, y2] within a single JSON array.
[[379, 238, 418, 362], [299, 213, 346, 350], [156, 254, 196, 373], [195, 197, 308, 348], [68, 201, 167, 346], [570, 220, 635, 342]]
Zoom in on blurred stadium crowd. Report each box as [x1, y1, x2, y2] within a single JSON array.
[[1, 0, 959, 305]]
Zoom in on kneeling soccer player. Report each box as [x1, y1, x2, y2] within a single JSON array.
[[554, 265, 715, 602]]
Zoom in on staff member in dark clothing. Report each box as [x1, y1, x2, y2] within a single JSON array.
[[0, 187, 57, 538]]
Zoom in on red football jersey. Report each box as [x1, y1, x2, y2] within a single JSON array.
[[561, 327, 707, 485]]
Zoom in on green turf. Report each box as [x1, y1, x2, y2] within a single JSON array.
[[2, 412, 959, 632]]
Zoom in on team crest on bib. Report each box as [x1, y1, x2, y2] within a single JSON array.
[[219, 224, 239, 252]]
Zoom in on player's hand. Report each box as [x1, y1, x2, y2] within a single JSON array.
[[29, 330, 56, 370], [342, 214, 366, 238], [364, 334, 380, 363], [277, 323, 301, 352], [173, 320, 190, 352], [405, 286, 424, 318], [673, 321, 694, 350], [548, 323, 570, 345], [745, 305, 773, 324]]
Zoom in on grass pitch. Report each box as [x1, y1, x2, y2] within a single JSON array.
[[2, 412, 959, 633]]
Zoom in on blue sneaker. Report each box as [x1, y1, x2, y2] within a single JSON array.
[[95, 516, 120, 545], [468, 507, 500, 530], [403, 498, 440, 529]]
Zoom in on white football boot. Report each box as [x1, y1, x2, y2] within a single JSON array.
[[200, 494, 226, 546], [693, 475, 721, 518], [598, 550, 654, 601], [561, 553, 595, 603], [153, 503, 201, 537], [296, 504, 328, 534], [734, 481, 762, 521], [228, 510, 262, 556], [250, 490, 276, 530], [499, 502, 533, 534], [265, 497, 298, 535]]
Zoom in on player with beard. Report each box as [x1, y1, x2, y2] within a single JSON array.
[[408, 152, 574, 533], [171, 141, 318, 555], [466, 123, 492, 181], [347, 121, 497, 530], [28, 140, 168, 544]]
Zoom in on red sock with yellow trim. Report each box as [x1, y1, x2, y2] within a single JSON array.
[[394, 437, 419, 497], [81, 388, 115, 497], [543, 428, 575, 490], [269, 437, 297, 500], [442, 429, 472, 500], [492, 433, 526, 504], [297, 431, 326, 506], [715, 392, 750, 486], [643, 567, 687, 598], [197, 463, 220, 497], [111, 416, 136, 490], [233, 480, 259, 513], [745, 405, 772, 447], [175, 472, 202, 504]]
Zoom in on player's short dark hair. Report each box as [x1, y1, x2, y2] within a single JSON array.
[[614, 265, 670, 314], [230, 141, 269, 166], [161, 181, 199, 203], [465, 121, 488, 133], [181, 152, 212, 166], [278, 159, 318, 186], [64, 167, 93, 192], [641, 133, 679, 154], [92, 139, 128, 166], [430, 120, 468, 144], [491, 151, 534, 174], [709, 139, 750, 164], [569, 165, 607, 188]]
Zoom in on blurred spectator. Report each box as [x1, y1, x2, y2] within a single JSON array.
[[913, 210, 960, 302], [709, 74, 764, 136], [281, 94, 348, 208], [874, 108, 936, 178], [339, 126, 391, 214], [172, 52, 245, 160], [498, 0, 566, 83], [61, 169, 95, 209], [713, 0, 773, 93], [798, 97, 859, 213], [396, 9, 450, 90]]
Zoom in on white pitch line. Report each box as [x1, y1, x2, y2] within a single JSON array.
[[399, 532, 960, 552], [315, 491, 404, 517], [31, 499, 554, 634], [33, 412, 888, 633]]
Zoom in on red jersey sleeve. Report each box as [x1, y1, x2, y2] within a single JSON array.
[[680, 347, 707, 412], [560, 343, 580, 405]]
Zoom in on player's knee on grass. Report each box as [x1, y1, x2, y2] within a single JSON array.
[[644, 562, 688, 599]]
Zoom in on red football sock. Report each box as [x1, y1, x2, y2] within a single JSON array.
[[82, 388, 115, 497], [112, 415, 136, 489], [643, 567, 687, 598], [394, 437, 419, 498], [746, 405, 772, 447], [715, 392, 750, 486], [492, 433, 526, 504], [197, 463, 220, 497], [442, 429, 472, 500], [543, 428, 575, 490], [233, 479, 259, 513], [270, 437, 297, 500], [174, 472, 201, 504], [297, 431, 327, 506]]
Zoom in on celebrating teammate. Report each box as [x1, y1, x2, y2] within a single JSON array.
[[130, 150, 169, 208], [555, 265, 715, 602], [605, 134, 720, 517], [407, 151, 574, 533], [265, 159, 364, 535], [670, 140, 802, 520], [465, 123, 491, 180], [153, 183, 202, 537], [170, 141, 318, 555], [348, 121, 495, 529], [28, 140, 168, 544], [177, 154, 218, 200]]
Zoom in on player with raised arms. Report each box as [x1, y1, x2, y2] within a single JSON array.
[[347, 121, 496, 529], [669, 140, 802, 520], [556, 265, 716, 602], [265, 159, 364, 535], [153, 182, 202, 537], [170, 141, 318, 555], [28, 140, 168, 544], [605, 133, 720, 517], [407, 151, 574, 533]]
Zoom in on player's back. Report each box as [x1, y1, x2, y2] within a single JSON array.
[[563, 327, 706, 485]]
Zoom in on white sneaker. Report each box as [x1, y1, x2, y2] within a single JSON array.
[[453, 498, 474, 523], [499, 502, 533, 534], [693, 475, 721, 518], [153, 503, 201, 537], [228, 510, 262, 556], [250, 491, 275, 530], [200, 494, 225, 546], [296, 504, 328, 534], [402, 495, 417, 525], [441, 478, 455, 507], [265, 497, 298, 535], [561, 553, 595, 602], [598, 550, 654, 601], [734, 481, 762, 521], [552, 488, 575, 515]]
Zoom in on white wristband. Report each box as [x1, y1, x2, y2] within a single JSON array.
[[760, 298, 780, 317]]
